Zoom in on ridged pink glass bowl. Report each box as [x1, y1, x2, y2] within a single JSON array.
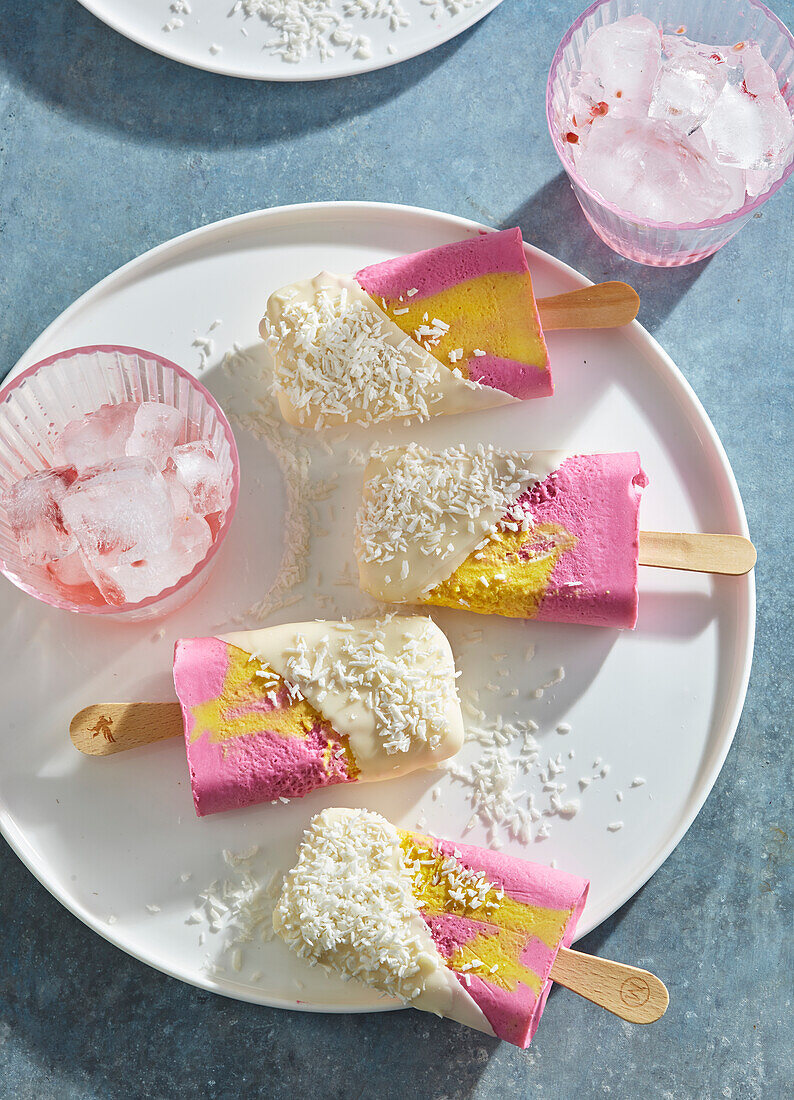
[[547, 0, 794, 265], [0, 346, 240, 622]]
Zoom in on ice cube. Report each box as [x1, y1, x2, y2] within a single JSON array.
[[745, 164, 783, 198], [54, 401, 185, 473], [54, 403, 138, 471], [126, 403, 185, 468], [60, 457, 176, 604], [47, 549, 94, 590], [566, 70, 608, 130], [168, 442, 227, 517], [687, 129, 747, 212], [164, 469, 195, 522], [94, 534, 210, 605], [661, 34, 728, 67], [94, 503, 210, 605], [741, 41, 784, 98], [702, 45, 794, 171], [1, 466, 78, 564], [650, 45, 728, 133], [576, 117, 741, 222], [579, 15, 661, 117], [171, 512, 212, 572]]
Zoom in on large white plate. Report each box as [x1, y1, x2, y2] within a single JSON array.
[[77, 0, 504, 81], [0, 202, 754, 1014]]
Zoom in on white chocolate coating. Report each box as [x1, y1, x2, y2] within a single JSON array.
[[356, 445, 570, 603], [222, 617, 464, 780]]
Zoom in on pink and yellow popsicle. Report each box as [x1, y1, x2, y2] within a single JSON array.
[[274, 807, 589, 1047], [356, 228, 551, 401], [262, 230, 553, 428], [356, 445, 648, 629], [173, 617, 465, 817]]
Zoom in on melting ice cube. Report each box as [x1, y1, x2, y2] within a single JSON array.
[[579, 14, 661, 117], [60, 457, 176, 604], [1, 466, 78, 564], [47, 549, 94, 590], [576, 116, 739, 222], [168, 442, 227, 517], [702, 44, 794, 171], [126, 403, 185, 468], [661, 33, 728, 67], [95, 526, 210, 605], [54, 403, 139, 472], [170, 511, 212, 574], [650, 38, 728, 133], [55, 401, 185, 473]]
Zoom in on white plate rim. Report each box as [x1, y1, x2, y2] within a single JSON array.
[[74, 0, 506, 82], [0, 200, 756, 1012]]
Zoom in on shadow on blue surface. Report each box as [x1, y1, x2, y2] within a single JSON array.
[[0, 0, 478, 149], [503, 174, 715, 334]]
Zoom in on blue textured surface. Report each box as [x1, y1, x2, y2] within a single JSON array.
[[0, 1, 792, 1096]]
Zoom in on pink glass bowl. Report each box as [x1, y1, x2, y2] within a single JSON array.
[[0, 346, 240, 622], [547, 0, 794, 266]]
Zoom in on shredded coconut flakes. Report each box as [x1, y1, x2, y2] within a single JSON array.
[[274, 809, 433, 1002], [264, 617, 454, 755], [356, 443, 536, 570], [265, 286, 446, 426]]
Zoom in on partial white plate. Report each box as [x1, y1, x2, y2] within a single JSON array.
[[0, 202, 754, 1013], [77, 0, 503, 81]]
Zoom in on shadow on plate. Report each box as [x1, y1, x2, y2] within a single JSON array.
[[0, 0, 480, 150], [635, 591, 717, 639]]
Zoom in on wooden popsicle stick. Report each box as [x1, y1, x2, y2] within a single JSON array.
[[536, 282, 640, 330], [70, 702, 183, 756], [639, 531, 756, 575], [550, 946, 669, 1024]]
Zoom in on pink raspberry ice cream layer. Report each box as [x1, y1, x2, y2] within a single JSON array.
[[173, 637, 354, 817], [526, 452, 648, 629], [464, 354, 551, 400], [355, 227, 531, 301], [422, 837, 588, 1047]]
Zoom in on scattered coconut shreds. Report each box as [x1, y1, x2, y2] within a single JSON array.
[[531, 667, 566, 699], [192, 319, 221, 371], [146, 904, 161, 914], [444, 716, 587, 848], [631, 777, 647, 788], [191, 848, 283, 978], [607, 821, 624, 833]]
